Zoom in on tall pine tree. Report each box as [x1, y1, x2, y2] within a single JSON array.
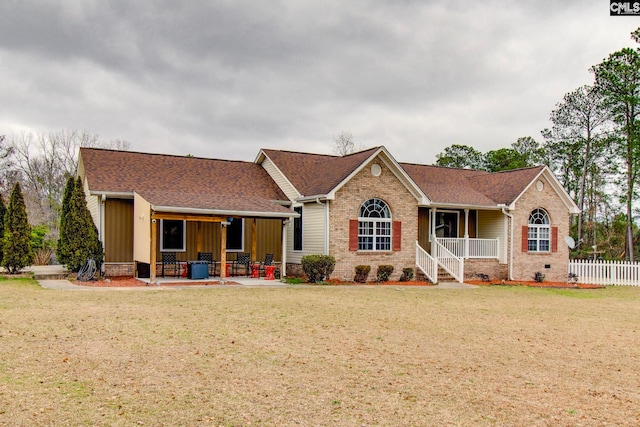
[[56, 176, 75, 266], [0, 194, 5, 265], [64, 177, 103, 272], [2, 183, 34, 273]]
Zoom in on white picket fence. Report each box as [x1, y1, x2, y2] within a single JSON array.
[[568, 259, 640, 286]]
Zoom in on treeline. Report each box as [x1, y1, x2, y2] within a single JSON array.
[[435, 28, 640, 262], [0, 130, 129, 265]]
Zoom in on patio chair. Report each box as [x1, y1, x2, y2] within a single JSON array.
[[258, 253, 274, 277], [233, 253, 251, 276], [161, 252, 179, 277], [198, 252, 216, 276]]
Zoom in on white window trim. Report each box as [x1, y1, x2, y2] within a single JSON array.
[[358, 198, 392, 252], [528, 209, 551, 253], [226, 218, 245, 252], [160, 219, 186, 252]]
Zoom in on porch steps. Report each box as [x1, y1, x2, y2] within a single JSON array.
[[33, 273, 71, 280], [437, 266, 456, 283]]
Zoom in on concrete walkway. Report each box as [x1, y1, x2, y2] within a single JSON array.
[[17, 265, 478, 290]]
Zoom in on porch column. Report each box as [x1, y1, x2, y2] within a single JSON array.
[[251, 218, 258, 262], [150, 218, 157, 284], [196, 222, 202, 254], [464, 209, 470, 259], [281, 219, 288, 277], [430, 207, 437, 253], [220, 222, 227, 278]]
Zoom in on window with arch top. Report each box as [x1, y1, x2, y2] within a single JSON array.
[[358, 198, 392, 251], [527, 208, 550, 252]]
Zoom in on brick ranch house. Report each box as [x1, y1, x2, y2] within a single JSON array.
[[77, 146, 579, 283]]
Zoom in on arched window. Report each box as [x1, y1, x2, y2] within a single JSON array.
[[358, 198, 392, 251], [528, 208, 550, 252]]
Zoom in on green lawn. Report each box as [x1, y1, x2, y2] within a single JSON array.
[[1, 278, 639, 426]]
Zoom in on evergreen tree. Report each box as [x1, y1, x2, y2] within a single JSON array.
[[2, 183, 34, 273], [56, 176, 75, 265], [64, 177, 103, 272], [0, 194, 5, 265]]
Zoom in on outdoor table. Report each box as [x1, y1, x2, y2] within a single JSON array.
[[251, 263, 260, 278], [265, 265, 276, 280]]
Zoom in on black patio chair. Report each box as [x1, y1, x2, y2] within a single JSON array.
[[258, 253, 274, 277], [161, 252, 179, 277], [233, 253, 251, 276], [198, 252, 216, 276]]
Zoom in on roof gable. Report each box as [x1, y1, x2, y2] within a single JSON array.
[[259, 147, 380, 197]]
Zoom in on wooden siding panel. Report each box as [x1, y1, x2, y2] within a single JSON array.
[[105, 199, 134, 262], [418, 207, 429, 248]]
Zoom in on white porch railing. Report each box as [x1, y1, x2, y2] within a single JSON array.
[[415, 241, 438, 283], [433, 238, 464, 283], [569, 259, 640, 286], [436, 237, 499, 259]]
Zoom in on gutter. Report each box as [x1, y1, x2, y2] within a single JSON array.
[[499, 204, 515, 281], [151, 205, 299, 218]]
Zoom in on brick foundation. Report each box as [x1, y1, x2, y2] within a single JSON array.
[[104, 263, 135, 277], [464, 259, 508, 281]]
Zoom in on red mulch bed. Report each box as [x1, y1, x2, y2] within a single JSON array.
[[74, 276, 234, 287], [465, 279, 605, 289], [73, 276, 605, 289]]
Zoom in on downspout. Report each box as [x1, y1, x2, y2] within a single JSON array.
[[316, 198, 329, 255], [499, 204, 514, 281], [99, 194, 106, 275]]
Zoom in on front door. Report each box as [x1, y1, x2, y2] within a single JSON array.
[[435, 211, 458, 238]]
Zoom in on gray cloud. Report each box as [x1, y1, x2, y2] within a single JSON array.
[[1, 0, 638, 164]]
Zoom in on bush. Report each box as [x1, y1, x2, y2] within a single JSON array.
[[534, 272, 545, 283], [376, 265, 394, 282], [2, 183, 34, 273], [301, 255, 336, 283], [399, 267, 414, 282], [354, 265, 371, 283]]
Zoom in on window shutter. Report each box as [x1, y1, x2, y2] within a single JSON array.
[[349, 220, 358, 251], [552, 226, 558, 252], [521, 226, 529, 252], [392, 221, 402, 251]]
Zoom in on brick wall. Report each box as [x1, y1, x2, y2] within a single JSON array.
[[104, 262, 134, 277], [511, 174, 571, 282], [328, 158, 418, 281], [464, 259, 508, 281]]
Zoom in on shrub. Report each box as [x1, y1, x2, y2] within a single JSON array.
[[64, 177, 104, 272], [354, 265, 371, 283], [399, 267, 414, 282], [2, 183, 34, 273], [534, 272, 545, 283], [301, 255, 336, 283], [0, 194, 5, 265], [376, 265, 394, 282]]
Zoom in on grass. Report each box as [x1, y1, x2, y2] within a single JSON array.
[[1, 279, 640, 425]]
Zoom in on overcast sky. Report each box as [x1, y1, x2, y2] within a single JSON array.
[[1, 1, 638, 164]]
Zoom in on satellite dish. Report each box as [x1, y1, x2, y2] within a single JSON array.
[[564, 236, 576, 249]]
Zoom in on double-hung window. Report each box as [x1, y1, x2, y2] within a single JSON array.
[[358, 198, 391, 251], [528, 208, 550, 252]]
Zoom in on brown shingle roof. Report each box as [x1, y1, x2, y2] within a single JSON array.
[[80, 148, 292, 215], [400, 163, 545, 206], [261, 147, 380, 196]]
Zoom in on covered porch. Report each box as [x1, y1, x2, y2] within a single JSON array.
[[132, 192, 297, 285], [416, 206, 507, 283]]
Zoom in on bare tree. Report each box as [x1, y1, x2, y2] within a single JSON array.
[[6, 130, 131, 235], [332, 132, 362, 156]]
